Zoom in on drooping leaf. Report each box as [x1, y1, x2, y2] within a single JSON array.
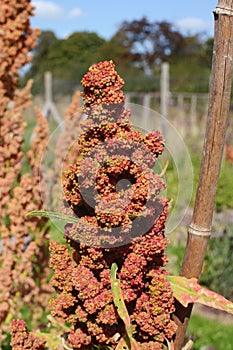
[[115, 336, 130, 350], [110, 263, 140, 350], [27, 210, 80, 224], [166, 275, 233, 314], [116, 335, 140, 350], [110, 263, 131, 328]]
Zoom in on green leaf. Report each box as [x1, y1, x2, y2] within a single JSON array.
[[110, 263, 140, 350], [115, 335, 140, 350], [115, 336, 131, 350], [166, 275, 233, 314], [110, 263, 131, 328], [35, 332, 62, 349], [27, 210, 80, 224]]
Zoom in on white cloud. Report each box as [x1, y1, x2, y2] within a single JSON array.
[[32, 1, 64, 20], [68, 7, 84, 18], [176, 17, 212, 33]]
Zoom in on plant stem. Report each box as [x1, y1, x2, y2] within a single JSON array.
[[173, 1, 233, 348]]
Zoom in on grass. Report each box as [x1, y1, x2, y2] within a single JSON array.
[[188, 314, 233, 350], [165, 148, 233, 211], [216, 160, 233, 210]]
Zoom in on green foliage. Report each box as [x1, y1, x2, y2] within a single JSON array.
[[163, 157, 179, 206], [170, 58, 210, 93], [46, 32, 105, 79], [200, 223, 233, 301], [110, 263, 139, 350], [27, 210, 80, 224], [188, 314, 233, 350], [190, 153, 232, 209], [110, 263, 131, 329], [216, 161, 233, 210], [172, 152, 233, 211], [167, 152, 233, 300], [113, 18, 185, 70], [1, 333, 11, 350], [166, 243, 185, 276], [25, 31, 106, 94], [170, 34, 212, 92], [23, 18, 214, 95], [33, 332, 61, 349], [29, 30, 58, 77]]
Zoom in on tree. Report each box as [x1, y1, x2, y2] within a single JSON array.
[[170, 34, 212, 92], [23, 19, 213, 94], [28, 30, 59, 77], [25, 31, 106, 94], [103, 17, 213, 92], [113, 17, 185, 74]]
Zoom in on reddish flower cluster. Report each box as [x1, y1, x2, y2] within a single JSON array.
[[10, 320, 46, 350], [81, 60, 125, 107], [50, 60, 177, 348]]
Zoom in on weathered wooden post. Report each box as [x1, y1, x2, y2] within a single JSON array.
[[125, 92, 131, 105], [160, 62, 170, 134], [174, 1, 233, 348], [42, 71, 63, 125], [189, 95, 198, 135], [142, 93, 151, 128]]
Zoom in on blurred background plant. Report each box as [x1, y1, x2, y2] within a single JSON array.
[[0, 0, 52, 344], [200, 223, 233, 302]]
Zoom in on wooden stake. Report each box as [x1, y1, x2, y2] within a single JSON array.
[[160, 62, 170, 135], [160, 62, 170, 118], [42, 71, 63, 126], [174, 1, 233, 348]]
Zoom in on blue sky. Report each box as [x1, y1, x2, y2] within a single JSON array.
[[31, 0, 216, 40]]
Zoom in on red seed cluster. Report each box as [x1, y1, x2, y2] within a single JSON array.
[[50, 61, 177, 348], [10, 320, 46, 350], [81, 60, 125, 108], [143, 131, 165, 158], [50, 206, 175, 348]]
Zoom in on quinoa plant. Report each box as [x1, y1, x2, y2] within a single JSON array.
[[48, 60, 177, 349], [0, 0, 53, 343]]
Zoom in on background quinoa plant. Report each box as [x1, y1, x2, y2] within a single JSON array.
[[0, 0, 53, 344]]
